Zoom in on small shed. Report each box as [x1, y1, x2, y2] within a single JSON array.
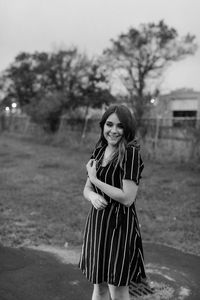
[[149, 89, 200, 127]]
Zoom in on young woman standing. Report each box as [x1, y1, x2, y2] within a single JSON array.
[[79, 105, 149, 300]]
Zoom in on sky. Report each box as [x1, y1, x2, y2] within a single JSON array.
[[0, 0, 200, 93]]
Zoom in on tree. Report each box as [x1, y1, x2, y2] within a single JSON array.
[[2, 52, 38, 108], [80, 63, 115, 108], [72, 62, 116, 138], [1, 48, 88, 110], [0, 48, 114, 132], [103, 20, 198, 124], [44, 48, 90, 104]]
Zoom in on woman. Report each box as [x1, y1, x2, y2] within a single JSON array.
[[79, 105, 149, 300]]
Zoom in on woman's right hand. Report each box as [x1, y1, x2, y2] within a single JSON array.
[[89, 193, 108, 210]]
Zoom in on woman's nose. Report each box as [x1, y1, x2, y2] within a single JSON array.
[[111, 126, 117, 133]]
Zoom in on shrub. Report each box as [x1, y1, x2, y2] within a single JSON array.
[[25, 91, 66, 132]]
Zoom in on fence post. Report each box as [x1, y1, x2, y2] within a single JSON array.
[[152, 116, 161, 158]]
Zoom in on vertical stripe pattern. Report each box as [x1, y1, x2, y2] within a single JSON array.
[[79, 145, 146, 287]]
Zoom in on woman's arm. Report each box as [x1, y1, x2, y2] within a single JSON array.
[[91, 176, 138, 207], [86, 160, 138, 207], [83, 177, 96, 201], [83, 177, 108, 209]]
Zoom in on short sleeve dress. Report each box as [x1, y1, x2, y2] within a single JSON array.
[[79, 144, 148, 293]]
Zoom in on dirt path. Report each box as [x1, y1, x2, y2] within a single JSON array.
[[1, 242, 200, 300]]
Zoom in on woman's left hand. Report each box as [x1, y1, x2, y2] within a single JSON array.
[[86, 159, 97, 181]]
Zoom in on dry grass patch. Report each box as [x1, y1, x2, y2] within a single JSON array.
[[0, 133, 199, 255]]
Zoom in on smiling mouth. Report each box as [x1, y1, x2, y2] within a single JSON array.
[[108, 135, 120, 140]]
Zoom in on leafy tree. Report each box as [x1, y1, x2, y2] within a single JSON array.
[[79, 63, 115, 111], [103, 20, 198, 124], [2, 52, 38, 108], [44, 48, 90, 103], [64, 62, 116, 138], [1, 48, 87, 109], [0, 48, 114, 132], [25, 49, 93, 131]]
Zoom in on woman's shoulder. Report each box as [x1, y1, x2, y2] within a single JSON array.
[[125, 141, 140, 153], [124, 142, 143, 164], [124, 142, 144, 170], [124, 145, 137, 162]]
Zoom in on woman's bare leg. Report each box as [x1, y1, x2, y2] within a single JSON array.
[[108, 284, 130, 300], [92, 283, 110, 300]]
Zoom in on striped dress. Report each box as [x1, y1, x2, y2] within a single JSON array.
[[79, 144, 147, 290]]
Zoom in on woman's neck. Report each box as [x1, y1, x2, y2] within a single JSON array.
[[106, 144, 117, 153]]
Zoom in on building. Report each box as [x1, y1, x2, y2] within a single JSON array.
[[149, 89, 200, 127]]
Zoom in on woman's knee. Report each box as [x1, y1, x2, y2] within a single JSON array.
[[93, 283, 109, 296], [108, 284, 130, 300]]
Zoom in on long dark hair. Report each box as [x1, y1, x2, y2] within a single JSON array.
[[96, 105, 139, 167]]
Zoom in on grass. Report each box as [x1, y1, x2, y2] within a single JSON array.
[[0, 132, 199, 256]]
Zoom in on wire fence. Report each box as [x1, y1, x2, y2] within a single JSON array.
[[1, 113, 200, 162]]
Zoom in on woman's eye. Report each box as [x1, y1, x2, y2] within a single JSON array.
[[118, 124, 123, 129], [106, 122, 112, 127]]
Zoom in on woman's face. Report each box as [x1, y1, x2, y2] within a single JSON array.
[[103, 113, 124, 147]]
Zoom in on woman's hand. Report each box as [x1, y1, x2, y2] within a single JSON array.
[[89, 192, 108, 210], [86, 159, 97, 182]]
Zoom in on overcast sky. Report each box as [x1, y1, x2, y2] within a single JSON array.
[[0, 0, 200, 92]]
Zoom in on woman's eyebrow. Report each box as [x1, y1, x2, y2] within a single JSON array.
[[106, 121, 123, 125]]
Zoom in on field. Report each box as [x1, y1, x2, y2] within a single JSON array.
[[0, 133, 199, 256]]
